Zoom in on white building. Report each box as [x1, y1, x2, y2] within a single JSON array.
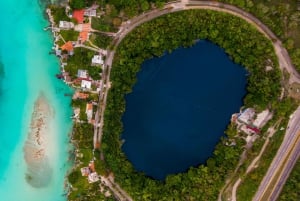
[[84, 9, 97, 17], [88, 172, 99, 183], [92, 55, 104, 66], [77, 69, 88, 78], [238, 108, 255, 125], [81, 80, 91, 89], [253, 109, 272, 128], [59, 21, 74, 30]]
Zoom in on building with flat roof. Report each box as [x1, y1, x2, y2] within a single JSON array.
[[88, 172, 99, 183], [92, 54, 104, 66], [238, 108, 255, 125], [81, 80, 91, 89], [84, 9, 97, 17], [77, 69, 88, 78], [59, 21, 74, 30]]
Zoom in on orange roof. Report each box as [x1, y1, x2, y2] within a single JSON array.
[[82, 23, 91, 32], [89, 161, 95, 172], [61, 41, 74, 51], [73, 10, 84, 23], [86, 103, 93, 110], [79, 31, 88, 43], [78, 92, 89, 99]]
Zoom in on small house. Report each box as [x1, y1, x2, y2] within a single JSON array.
[[238, 108, 255, 125], [92, 54, 104, 66], [77, 69, 88, 78], [80, 167, 91, 176], [61, 41, 74, 56], [81, 80, 91, 89], [88, 172, 99, 183], [84, 9, 97, 17], [59, 21, 74, 30], [86, 102, 93, 122]]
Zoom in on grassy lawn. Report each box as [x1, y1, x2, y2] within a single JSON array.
[[60, 30, 79, 42], [279, 158, 300, 200]]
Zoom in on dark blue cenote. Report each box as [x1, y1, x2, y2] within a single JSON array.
[[121, 40, 247, 180]]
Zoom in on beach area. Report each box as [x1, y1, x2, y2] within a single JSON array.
[[0, 0, 73, 200]]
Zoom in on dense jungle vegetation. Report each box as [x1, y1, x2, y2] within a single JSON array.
[[218, 0, 300, 72], [101, 10, 281, 200]]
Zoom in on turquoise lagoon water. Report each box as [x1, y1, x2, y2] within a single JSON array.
[[0, 0, 73, 200], [122, 41, 247, 180]]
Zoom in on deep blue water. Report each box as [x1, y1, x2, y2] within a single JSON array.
[[121, 40, 247, 180]]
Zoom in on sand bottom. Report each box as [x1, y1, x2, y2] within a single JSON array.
[[23, 93, 53, 188]]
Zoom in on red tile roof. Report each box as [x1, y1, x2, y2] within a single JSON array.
[[79, 31, 88, 43], [246, 125, 260, 134], [73, 10, 85, 23], [61, 41, 74, 51]]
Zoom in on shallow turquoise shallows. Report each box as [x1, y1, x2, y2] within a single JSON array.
[[0, 1, 73, 200], [121, 40, 247, 180]]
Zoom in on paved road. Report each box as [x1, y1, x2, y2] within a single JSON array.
[[253, 107, 300, 201], [230, 125, 278, 201], [269, 140, 300, 200], [92, 0, 300, 200]]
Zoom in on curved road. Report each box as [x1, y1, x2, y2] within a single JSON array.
[[94, 1, 300, 200]]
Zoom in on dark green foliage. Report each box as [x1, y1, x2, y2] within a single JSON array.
[[87, 65, 102, 80], [68, 170, 81, 185], [91, 33, 113, 49], [218, 0, 300, 74], [73, 123, 94, 148], [70, 0, 85, 9], [279, 159, 300, 200], [91, 17, 118, 32], [102, 10, 281, 200], [49, 5, 69, 24], [65, 48, 95, 79]]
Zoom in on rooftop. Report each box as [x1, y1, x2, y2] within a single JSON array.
[[73, 10, 85, 23], [61, 41, 74, 52]]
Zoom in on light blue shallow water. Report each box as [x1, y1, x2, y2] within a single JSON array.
[[122, 40, 247, 180], [0, 1, 73, 200]]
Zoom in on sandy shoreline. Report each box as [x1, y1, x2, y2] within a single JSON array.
[[23, 93, 53, 188]]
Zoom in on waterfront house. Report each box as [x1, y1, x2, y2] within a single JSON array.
[[73, 91, 89, 100], [59, 21, 74, 30], [238, 108, 255, 125], [81, 80, 92, 90], [92, 54, 104, 66], [77, 69, 88, 78], [61, 41, 74, 56]]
